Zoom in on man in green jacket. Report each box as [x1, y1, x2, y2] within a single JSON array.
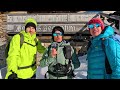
[[5, 18, 46, 79], [40, 26, 80, 79]]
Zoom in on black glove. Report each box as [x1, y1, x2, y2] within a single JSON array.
[[8, 71, 17, 79]]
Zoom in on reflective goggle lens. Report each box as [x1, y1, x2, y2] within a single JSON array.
[[88, 23, 101, 29], [53, 33, 63, 36]]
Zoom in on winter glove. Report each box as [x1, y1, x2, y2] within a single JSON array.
[[8, 71, 17, 79]]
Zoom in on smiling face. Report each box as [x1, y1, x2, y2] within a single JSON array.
[[26, 26, 36, 35], [88, 23, 103, 37], [53, 30, 63, 42]]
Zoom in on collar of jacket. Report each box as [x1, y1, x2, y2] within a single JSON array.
[[20, 30, 36, 40], [52, 40, 70, 47]]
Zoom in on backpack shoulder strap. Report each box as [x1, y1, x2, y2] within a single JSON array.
[[87, 40, 91, 51], [34, 38, 38, 46], [101, 38, 112, 74], [101, 38, 106, 52], [47, 45, 51, 57], [19, 33, 24, 48]]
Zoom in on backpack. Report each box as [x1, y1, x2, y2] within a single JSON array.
[[87, 33, 120, 74], [5, 33, 38, 58], [5, 33, 24, 58]]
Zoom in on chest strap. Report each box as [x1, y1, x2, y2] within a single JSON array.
[[18, 62, 36, 70], [24, 42, 36, 47]]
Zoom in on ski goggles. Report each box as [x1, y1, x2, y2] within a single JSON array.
[[88, 23, 101, 29], [53, 32, 63, 36]]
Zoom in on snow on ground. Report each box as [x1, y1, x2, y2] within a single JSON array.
[[36, 55, 87, 79], [0, 55, 87, 79], [73, 55, 87, 79]]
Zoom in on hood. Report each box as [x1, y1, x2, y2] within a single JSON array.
[[25, 18, 37, 26]]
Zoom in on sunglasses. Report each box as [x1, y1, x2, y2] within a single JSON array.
[[88, 23, 101, 29], [53, 33, 63, 36]]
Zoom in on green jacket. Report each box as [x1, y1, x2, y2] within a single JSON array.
[[40, 40, 80, 79], [5, 30, 46, 79]]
